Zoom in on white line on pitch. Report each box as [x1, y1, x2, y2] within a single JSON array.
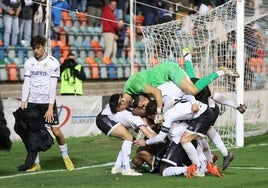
[[1, 143, 267, 179]]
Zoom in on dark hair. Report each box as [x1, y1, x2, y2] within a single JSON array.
[[30, 35, 46, 48], [109, 93, 121, 114], [67, 52, 75, 57], [146, 100, 157, 115], [132, 94, 151, 108]]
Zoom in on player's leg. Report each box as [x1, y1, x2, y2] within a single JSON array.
[[207, 126, 234, 171], [96, 114, 141, 176], [170, 51, 239, 95], [51, 126, 74, 171], [160, 142, 189, 177]]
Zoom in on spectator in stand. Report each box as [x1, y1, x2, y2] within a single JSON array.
[[60, 53, 86, 95], [32, 0, 46, 37], [214, 0, 228, 7], [0, 0, 21, 47], [86, 0, 105, 27], [69, 0, 87, 12], [156, 0, 173, 24], [116, 19, 126, 58], [19, 0, 33, 45], [139, 0, 157, 26], [101, 0, 121, 59], [115, 0, 124, 21], [51, 0, 68, 40]]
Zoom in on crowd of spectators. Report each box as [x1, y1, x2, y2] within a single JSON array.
[[0, 0, 232, 48]]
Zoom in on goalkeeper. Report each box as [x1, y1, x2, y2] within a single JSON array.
[[121, 48, 240, 123]]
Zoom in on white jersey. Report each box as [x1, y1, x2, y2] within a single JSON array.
[[158, 81, 208, 128], [24, 54, 60, 103], [102, 104, 146, 131]]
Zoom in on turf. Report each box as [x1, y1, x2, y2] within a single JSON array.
[[0, 133, 267, 188]]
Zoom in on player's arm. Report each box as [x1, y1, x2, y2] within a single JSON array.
[[144, 84, 164, 123], [138, 125, 157, 139], [21, 62, 31, 109]]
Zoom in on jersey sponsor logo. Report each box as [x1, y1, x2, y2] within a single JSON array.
[[30, 70, 48, 76]]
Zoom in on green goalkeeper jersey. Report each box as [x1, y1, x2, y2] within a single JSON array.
[[123, 61, 187, 95]]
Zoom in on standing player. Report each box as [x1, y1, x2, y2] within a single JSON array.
[[120, 47, 240, 124], [20, 35, 74, 172]]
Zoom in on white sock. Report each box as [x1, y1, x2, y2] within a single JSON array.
[[34, 153, 40, 164], [182, 142, 201, 167], [196, 144, 208, 172], [59, 144, 68, 157], [212, 92, 235, 108], [121, 140, 132, 171], [162, 166, 187, 177], [114, 150, 123, 169], [207, 127, 228, 157], [184, 54, 192, 62], [199, 138, 212, 163]]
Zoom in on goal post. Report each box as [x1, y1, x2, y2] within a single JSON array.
[[236, 0, 245, 147]]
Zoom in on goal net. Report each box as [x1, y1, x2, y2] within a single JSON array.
[[140, 0, 268, 147]]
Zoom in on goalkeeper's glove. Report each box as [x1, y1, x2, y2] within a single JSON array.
[[154, 108, 164, 124]]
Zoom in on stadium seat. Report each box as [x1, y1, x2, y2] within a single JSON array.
[[0, 45, 6, 59], [18, 64, 24, 80], [52, 46, 61, 61], [60, 45, 70, 59], [6, 46, 16, 59], [133, 63, 139, 73], [85, 57, 96, 65], [124, 64, 131, 78], [99, 64, 108, 79], [58, 27, 67, 45], [0, 64, 7, 81], [76, 12, 88, 26], [6, 63, 19, 81], [82, 64, 91, 79], [67, 31, 75, 45], [77, 57, 86, 65], [115, 63, 124, 79], [107, 63, 117, 79], [90, 63, 99, 79], [79, 49, 87, 59]]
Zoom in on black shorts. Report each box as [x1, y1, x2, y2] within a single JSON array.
[[160, 141, 193, 168], [210, 103, 220, 126], [96, 112, 118, 136], [27, 101, 59, 125], [187, 107, 214, 137]]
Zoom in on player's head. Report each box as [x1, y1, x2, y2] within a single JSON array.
[[132, 94, 151, 109], [145, 100, 157, 116], [109, 93, 130, 113], [31, 35, 47, 59]]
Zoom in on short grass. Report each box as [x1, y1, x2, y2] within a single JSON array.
[[0, 133, 267, 188]]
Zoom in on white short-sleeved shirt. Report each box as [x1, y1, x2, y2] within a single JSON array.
[[24, 54, 60, 103], [102, 104, 146, 131]]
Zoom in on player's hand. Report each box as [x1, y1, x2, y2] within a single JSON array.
[[133, 139, 146, 147], [154, 108, 164, 124], [191, 103, 199, 113], [44, 108, 54, 123]]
